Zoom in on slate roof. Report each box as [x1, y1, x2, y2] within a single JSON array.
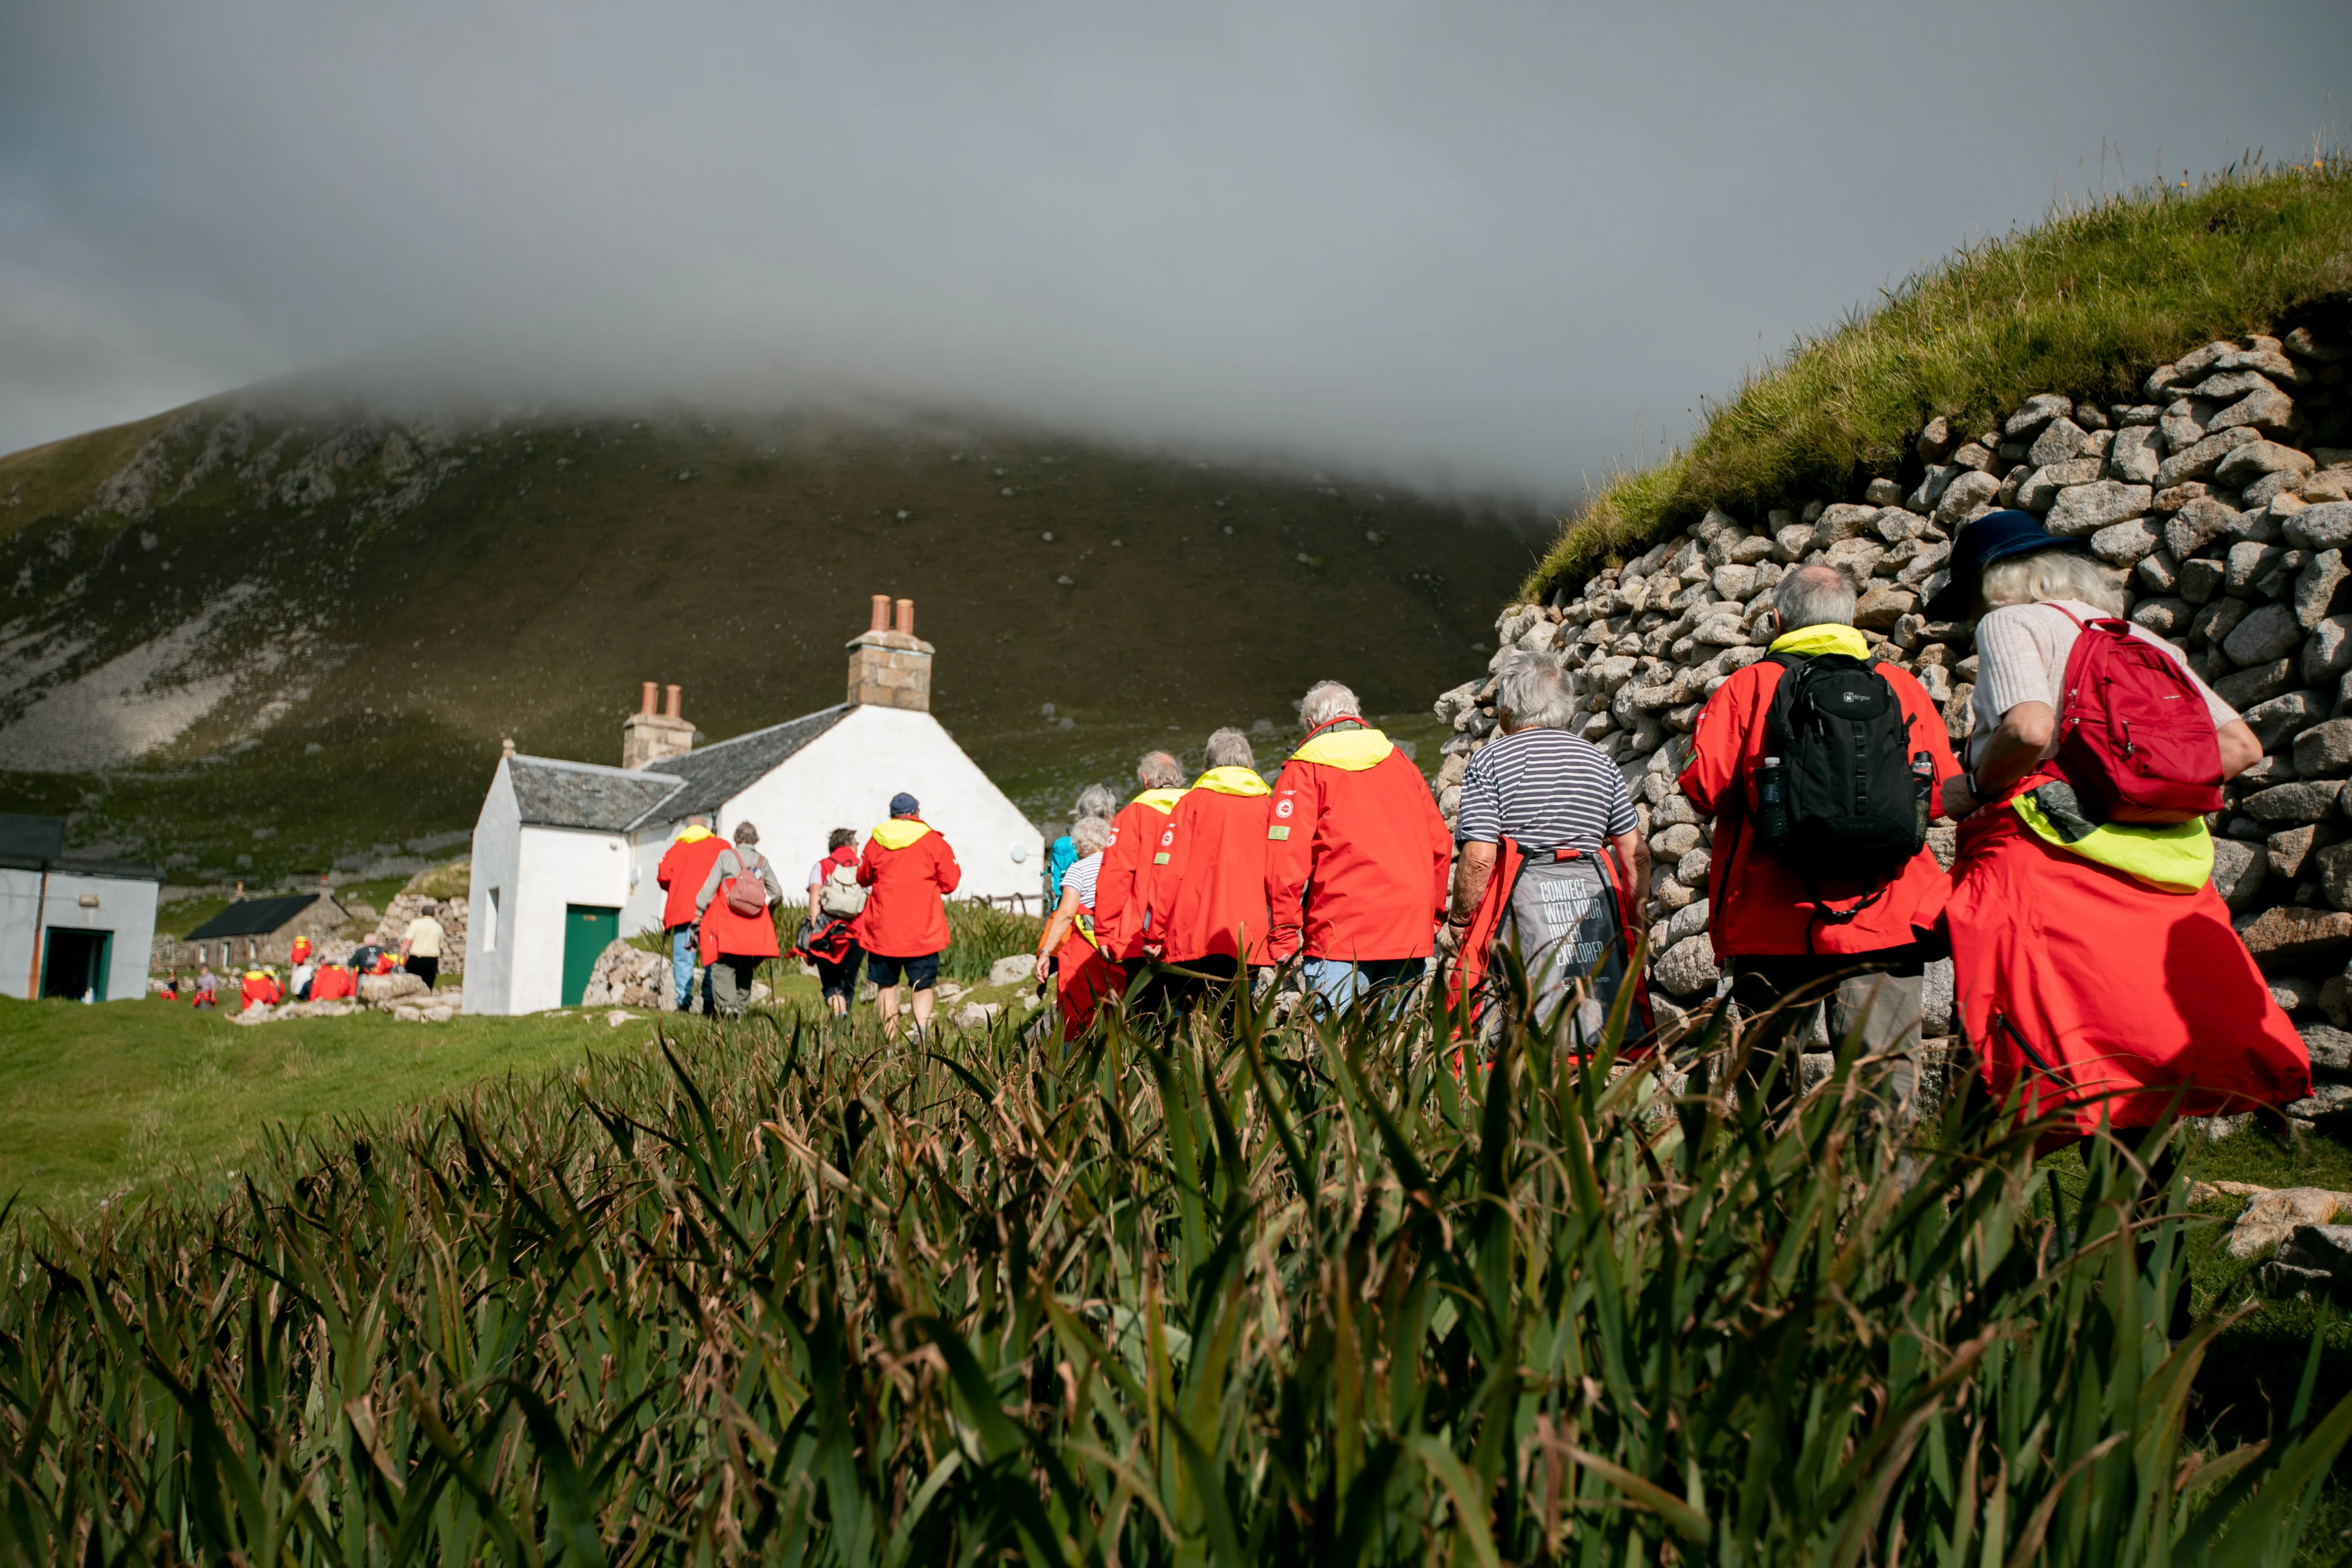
[[508, 756, 688, 832], [185, 894, 332, 940], [0, 811, 161, 879], [625, 706, 853, 827]]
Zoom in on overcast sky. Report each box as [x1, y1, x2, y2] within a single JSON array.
[[1, 2, 2345, 497]]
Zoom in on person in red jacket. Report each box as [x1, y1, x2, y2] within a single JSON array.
[[239, 967, 282, 1011], [1091, 751, 1191, 973], [1679, 564, 1961, 1106], [1139, 728, 1274, 1014], [855, 792, 962, 1040], [657, 815, 726, 1014], [1034, 815, 1123, 1038], [1265, 682, 1453, 1010]]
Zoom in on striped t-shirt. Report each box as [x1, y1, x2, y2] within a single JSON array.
[[1455, 726, 1638, 853], [1065, 851, 1104, 910]]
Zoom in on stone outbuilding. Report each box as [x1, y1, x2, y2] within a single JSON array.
[[172, 889, 353, 973], [464, 596, 1042, 1015]]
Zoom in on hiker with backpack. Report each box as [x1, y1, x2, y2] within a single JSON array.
[[693, 821, 788, 1017], [1442, 648, 1653, 1049], [1929, 511, 2307, 1138], [803, 827, 867, 1017], [856, 792, 963, 1041], [1679, 563, 1960, 1108]]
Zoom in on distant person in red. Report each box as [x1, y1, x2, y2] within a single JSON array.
[[190, 966, 219, 1011], [1091, 751, 1192, 975], [856, 793, 962, 1041], [1265, 681, 1452, 1010], [289, 935, 312, 967], [1035, 816, 1123, 1037], [657, 815, 727, 1014], [1138, 727, 1275, 1013], [693, 821, 786, 1017], [157, 971, 180, 1001], [309, 962, 355, 1001], [239, 967, 282, 1011]]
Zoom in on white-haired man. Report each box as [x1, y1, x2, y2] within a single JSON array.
[[1092, 751, 1192, 971], [1139, 726, 1276, 1012], [1265, 681, 1453, 1008], [1444, 648, 1651, 1043], [1680, 562, 1959, 1095]]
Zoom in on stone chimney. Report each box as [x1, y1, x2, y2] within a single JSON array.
[[846, 594, 934, 710], [622, 680, 696, 769]]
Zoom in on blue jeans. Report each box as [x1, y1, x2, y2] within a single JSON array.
[[670, 926, 707, 1012], [1301, 957, 1426, 1011]]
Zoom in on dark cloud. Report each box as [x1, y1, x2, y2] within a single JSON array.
[[1, 0, 2345, 492]]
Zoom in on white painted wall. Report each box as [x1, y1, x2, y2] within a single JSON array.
[[500, 826, 631, 1014], [715, 707, 1043, 905], [466, 763, 524, 1015], [0, 865, 160, 1001], [622, 828, 674, 938]]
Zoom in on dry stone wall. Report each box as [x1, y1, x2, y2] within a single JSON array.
[[1431, 325, 2352, 1110]]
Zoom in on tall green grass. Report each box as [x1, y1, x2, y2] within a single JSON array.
[[1528, 156, 2352, 600], [1, 982, 2344, 1562]]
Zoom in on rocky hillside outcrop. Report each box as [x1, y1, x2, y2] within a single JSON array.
[[1434, 324, 2352, 1114]]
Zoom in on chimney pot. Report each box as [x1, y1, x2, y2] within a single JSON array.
[[869, 594, 891, 633], [639, 680, 657, 715], [894, 598, 914, 635], [501, 737, 515, 760], [665, 684, 682, 720]]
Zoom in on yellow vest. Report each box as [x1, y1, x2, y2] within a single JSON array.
[[1132, 788, 1188, 814], [1191, 766, 1271, 797], [1289, 727, 1395, 771]]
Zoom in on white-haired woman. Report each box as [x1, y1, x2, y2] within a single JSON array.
[[1036, 815, 1125, 1038], [1928, 511, 2305, 1142], [1444, 648, 1653, 1045]]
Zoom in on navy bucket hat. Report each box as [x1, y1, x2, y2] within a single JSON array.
[[889, 791, 921, 817], [1921, 509, 2094, 622]]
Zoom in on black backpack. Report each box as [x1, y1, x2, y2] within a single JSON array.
[[1759, 652, 1929, 883]]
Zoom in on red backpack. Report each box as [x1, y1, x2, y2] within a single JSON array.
[[2048, 603, 2223, 824]]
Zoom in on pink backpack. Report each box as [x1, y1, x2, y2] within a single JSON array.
[[2048, 604, 2223, 824]]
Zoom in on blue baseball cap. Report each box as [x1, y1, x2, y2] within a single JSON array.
[[889, 791, 920, 817], [1921, 508, 2094, 622]]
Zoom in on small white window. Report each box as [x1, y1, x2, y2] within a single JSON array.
[[483, 888, 500, 952]]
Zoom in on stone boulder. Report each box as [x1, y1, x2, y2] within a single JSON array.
[[581, 940, 673, 1009], [2229, 1186, 2349, 1259], [1654, 934, 1718, 998], [2236, 907, 2352, 973], [359, 971, 429, 1008]]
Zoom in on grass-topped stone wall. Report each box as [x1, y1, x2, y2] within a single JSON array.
[[1525, 160, 2352, 603]]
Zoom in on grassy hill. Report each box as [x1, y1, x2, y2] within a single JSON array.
[[1528, 157, 2352, 598], [0, 394, 1544, 878]]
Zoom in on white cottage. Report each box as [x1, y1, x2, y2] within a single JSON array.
[[0, 813, 162, 1003], [466, 597, 1042, 1014]]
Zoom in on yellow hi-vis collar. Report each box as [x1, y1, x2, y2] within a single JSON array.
[[1191, 767, 1271, 797], [2011, 791, 2213, 894], [674, 824, 714, 843], [1132, 788, 1188, 814], [1768, 624, 1872, 660], [869, 818, 932, 850], [1289, 727, 1395, 771]]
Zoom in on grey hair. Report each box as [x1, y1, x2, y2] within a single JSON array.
[[733, 821, 760, 845], [826, 826, 857, 851], [1074, 783, 1118, 820], [1979, 549, 2125, 616], [1774, 563, 1857, 631], [1204, 726, 1255, 768], [1297, 680, 1362, 729], [1493, 649, 1577, 731], [1137, 750, 1185, 790], [1071, 816, 1114, 857]]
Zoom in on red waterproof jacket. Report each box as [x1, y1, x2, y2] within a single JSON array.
[[1265, 723, 1452, 963], [1093, 790, 1189, 962], [855, 819, 961, 957], [240, 971, 282, 1009], [657, 827, 728, 931], [309, 964, 355, 1001], [697, 848, 783, 963], [1679, 628, 1960, 957], [1147, 769, 1275, 964]]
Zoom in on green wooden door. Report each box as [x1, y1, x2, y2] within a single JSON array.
[[562, 905, 619, 1007]]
